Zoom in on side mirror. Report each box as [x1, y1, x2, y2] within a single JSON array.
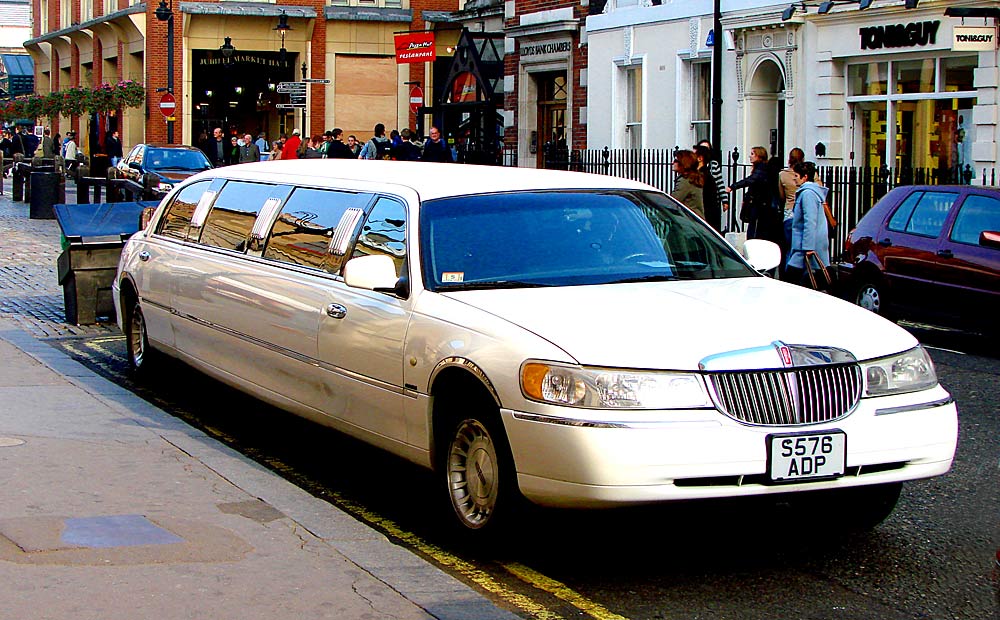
[[743, 239, 782, 272], [980, 230, 1000, 250], [128, 161, 142, 171], [344, 254, 406, 296]]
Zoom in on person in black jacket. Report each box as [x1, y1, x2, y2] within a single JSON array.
[[105, 130, 123, 166], [420, 126, 453, 163], [325, 128, 355, 159], [726, 146, 771, 239]]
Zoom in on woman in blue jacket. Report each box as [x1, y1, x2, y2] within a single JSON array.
[[784, 161, 830, 288]]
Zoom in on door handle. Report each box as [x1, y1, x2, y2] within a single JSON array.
[[936, 249, 953, 259], [138, 251, 150, 261], [877, 238, 892, 247], [325, 303, 347, 319]]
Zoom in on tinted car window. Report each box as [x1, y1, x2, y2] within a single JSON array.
[[157, 180, 211, 241], [200, 181, 275, 252], [887, 191, 922, 232], [890, 191, 956, 238], [263, 188, 372, 273], [145, 148, 211, 172], [950, 195, 1000, 246], [352, 197, 406, 278], [420, 190, 753, 291]]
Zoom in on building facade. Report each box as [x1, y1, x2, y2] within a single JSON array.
[[23, 0, 501, 157], [586, 0, 999, 183]]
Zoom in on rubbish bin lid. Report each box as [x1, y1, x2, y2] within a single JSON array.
[[53, 201, 159, 241]]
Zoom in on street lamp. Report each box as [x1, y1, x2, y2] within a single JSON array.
[[274, 11, 291, 62], [155, 0, 174, 143], [220, 37, 236, 67]]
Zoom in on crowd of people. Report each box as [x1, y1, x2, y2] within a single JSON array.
[[196, 122, 458, 166], [669, 141, 835, 290]]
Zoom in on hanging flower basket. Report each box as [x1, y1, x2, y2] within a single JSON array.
[[0, 81, 147, 123]]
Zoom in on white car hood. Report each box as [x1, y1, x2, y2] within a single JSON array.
[[441, 278, 917, 370]]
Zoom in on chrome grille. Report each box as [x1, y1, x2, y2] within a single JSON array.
[[708, 364, 863, 426]]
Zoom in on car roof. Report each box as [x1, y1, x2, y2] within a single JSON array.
[[201, 159, 658, 202], [140, 144, 206, 151], [893, 184, 1000, 192]]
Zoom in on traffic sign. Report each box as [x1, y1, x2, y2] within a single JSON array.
[[303, 78, 330, 84], [276, 103, 305, 109], [159, 92, 176, 118], [277, 81, 306, 93], [409, 85, 423, 115]]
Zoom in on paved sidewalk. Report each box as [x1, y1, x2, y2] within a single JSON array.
[[0, 193, 519, 619]]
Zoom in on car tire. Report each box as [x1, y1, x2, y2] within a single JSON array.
[[854, 278, 887, 316], [443, 411, 519, 536], [141, 173, 157, 201], [125, 300, 157, 376]]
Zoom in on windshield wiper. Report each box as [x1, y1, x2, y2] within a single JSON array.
[[607, 274, 680, 284], [437, 280, 550, 291]]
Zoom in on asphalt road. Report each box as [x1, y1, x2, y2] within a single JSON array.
[[44, 326, 1000, 620]]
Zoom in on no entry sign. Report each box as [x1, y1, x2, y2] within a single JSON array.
[[159, 92, 176, 118], [409, 85, 424, 115]]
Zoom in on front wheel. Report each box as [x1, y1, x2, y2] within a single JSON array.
[[854, 279, 886, 316], [445, 416, 515, 533]]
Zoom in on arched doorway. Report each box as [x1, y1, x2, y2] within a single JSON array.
[[745, 58, 785, 159]]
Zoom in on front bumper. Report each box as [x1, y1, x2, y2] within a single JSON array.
[[503, 385, 957, 508]]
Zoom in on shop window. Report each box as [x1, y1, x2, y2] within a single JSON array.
[[942, 56, 976, 92], [691, 61, 711, 145], [848, 62, 887, 97], [894, 58, 935, 94]]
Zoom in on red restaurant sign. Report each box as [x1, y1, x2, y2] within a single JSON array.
[[395, 32, 436, 64]]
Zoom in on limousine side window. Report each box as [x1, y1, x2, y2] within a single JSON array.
[[157, 180, 211, 241], [352, 197, 406, 278], [200, 181, 276, 252], [262, 187, 373, 274]]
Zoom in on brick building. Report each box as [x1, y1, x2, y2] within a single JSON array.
[[23, 0, 472, 157], [505, 0, 590, 167]]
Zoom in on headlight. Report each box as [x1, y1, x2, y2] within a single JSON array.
[[861, 346, 937, 397], [521, 361, 713, 410]]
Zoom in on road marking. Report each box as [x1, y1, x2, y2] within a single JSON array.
[[501, 562, 632, 620], [327, 493, 567, 620]]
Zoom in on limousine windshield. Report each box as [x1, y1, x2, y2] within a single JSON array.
[[419, 190, 756, 291]]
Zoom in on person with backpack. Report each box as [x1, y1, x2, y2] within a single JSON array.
[[361, 123, 393, 160]]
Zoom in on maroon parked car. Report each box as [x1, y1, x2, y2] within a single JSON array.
[[838, 185, 1000, 334]]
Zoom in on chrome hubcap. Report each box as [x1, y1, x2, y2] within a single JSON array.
[[857, 285, 881, 314], [447, 419, 498, 529]]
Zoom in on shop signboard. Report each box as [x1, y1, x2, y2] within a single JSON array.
[[395, 32, 436, 64], [953, 26, 997, 51]]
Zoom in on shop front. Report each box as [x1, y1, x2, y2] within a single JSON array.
[[807, 7, 998, 182]]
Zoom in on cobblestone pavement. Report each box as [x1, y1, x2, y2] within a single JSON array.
[[0, 191, 119, 339]]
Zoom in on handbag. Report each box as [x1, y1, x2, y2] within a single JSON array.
[[803, 250, 832, 291], [739, 191, 755, 223], [823, 202, 837, 238]]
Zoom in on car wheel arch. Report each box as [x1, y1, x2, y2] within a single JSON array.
[[428, 361, 503, 469]]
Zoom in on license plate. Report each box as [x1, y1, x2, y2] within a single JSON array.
[[767, 431, 846, 482]]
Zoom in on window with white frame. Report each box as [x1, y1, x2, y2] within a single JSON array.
[[691, 61, 711, 145], [60, 1, 72, 28], [624, 64, 642, 149], [104, 0, 116, 15], [81, 0, 93, 22]]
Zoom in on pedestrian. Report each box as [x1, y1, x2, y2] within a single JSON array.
[[303, 135, 324, 159], [0, 130, 12, 161], [777, 147, 806, 264], [670, 149, 705, 219], [238, 133, 261, 163], [420, 126, 453, 163], [696, 140, 729, 228], [361, 123, 392, 160], [347, 134, 362, 158], [391, 128, 421, 161], [282, 129, 302, 160], [326, 128, 355, 159], [254, 132, 269, 156], [41, 128, 57, 159], [318, 131, 333, 158], [269, 140, 283, 161], [229, 136, 240, 165], [784, 161, 830, 289], [105, 130, 123, 167], [726, 146, 770, 239], [206, 127, 228, 166], [694, 145, 724, 232], [63, 130, 80, 174]]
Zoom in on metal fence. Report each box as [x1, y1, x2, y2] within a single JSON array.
[[523, 146, 996, 252]]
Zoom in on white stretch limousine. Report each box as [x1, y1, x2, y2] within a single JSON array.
[[114, 160, 958, 533]]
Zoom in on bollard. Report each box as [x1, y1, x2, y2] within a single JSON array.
[[29, 170, 60, 219]]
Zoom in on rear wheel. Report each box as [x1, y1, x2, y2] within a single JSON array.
[[125, 300, 157, 376]]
